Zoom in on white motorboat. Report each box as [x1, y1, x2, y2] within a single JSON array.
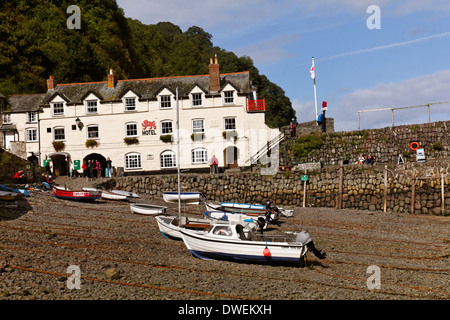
[[111, 190, 139, 198], [206, 201, 293, 218], [156, 214, 258, 240], [130, 203, 168, 215], [180, 223, 326, 266], [163, 192, 205, 204]]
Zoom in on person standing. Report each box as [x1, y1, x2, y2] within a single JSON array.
[[96, 160, 102, 178], [105, 157, 112, 177], [211, 155, 219, 174]]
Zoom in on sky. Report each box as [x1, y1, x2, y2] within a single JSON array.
[[116, 0, 450, 131]]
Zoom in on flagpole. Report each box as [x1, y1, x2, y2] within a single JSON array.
[[312, 57, 318, 125]]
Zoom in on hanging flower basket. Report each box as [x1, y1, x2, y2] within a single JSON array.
[[191, 133, 205, 141], [85, 139, 99, 148], [124, 137, 139, 145], [160, 135, 173, 143], [52, 141, 65, 151]]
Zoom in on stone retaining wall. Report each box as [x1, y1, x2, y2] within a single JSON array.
[[111, 162, 449, 215]]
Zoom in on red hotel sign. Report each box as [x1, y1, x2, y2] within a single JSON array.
[[142, 120, 157, 135]]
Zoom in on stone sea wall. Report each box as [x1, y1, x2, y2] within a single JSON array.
[[284, 120, 449, 166], [111, 162, 449, 215]]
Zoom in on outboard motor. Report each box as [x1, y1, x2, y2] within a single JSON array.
[[295, 231, 326, 259]]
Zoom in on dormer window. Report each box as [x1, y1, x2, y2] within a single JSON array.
[[191, 93, 202, 107], [86, 100, 98, 114], [223, 91, 234, 104], [52, 102, 64, 116], [160, 95, 172, 109], [124, 97, 136, 111]]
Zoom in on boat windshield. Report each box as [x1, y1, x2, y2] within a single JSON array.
[[212, 225, 232, 237]]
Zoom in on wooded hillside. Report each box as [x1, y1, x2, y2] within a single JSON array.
[[0, 0, 295, 128]]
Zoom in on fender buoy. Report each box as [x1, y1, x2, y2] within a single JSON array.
[[263, 247, 271, 257], [410, 142, 419, 151]]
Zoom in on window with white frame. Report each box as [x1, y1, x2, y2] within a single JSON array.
[[125, 123, 138, 137], [191, 93, 202, 106], [125, 153, 141, 169], [86, 100, 98, 113], [52, 102, 64, 116], [26, 128, 38, 142], [192, 148, 208, 164], [124, 97, 136, 111], [27, 112, 37, 123], [223, 91, 234, 104], [160, 95, 171, 109], [87, 125, 99, 139], [53, 127, 65, 141], [192, 119, 204, 133], [224, 117, 236, 131], [161, 120, 173, 135], [160, 150, 176, 168], [2, 113, 11, 123]]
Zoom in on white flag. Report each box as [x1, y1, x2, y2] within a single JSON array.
[[310, 59, 315, 79]]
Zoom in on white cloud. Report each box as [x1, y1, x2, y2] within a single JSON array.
[[295, 70, 450, 132], [320, 31, 450, 62]]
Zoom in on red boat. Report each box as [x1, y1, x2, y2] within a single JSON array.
[[52, 186, 101, 202]]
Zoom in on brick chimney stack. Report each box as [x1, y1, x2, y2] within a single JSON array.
[[209, 54, 220, 92], [47, 75, 56, 90], [107, 69, 117, 88]]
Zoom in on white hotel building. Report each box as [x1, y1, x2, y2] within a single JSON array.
[[0, 57, 279, 176]]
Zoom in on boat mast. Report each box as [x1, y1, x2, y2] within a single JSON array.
[[176, 88, 181, 219]]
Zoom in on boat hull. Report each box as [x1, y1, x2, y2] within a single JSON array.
[[53, 187, 101, 202], [163, 192, 205, 205], [130, 203, 168, 215], [0, 190, 21, 201], [180, 229, 307, 265]]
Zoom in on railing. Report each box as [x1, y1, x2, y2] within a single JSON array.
[[247, 99, 265, 112], [248, 132, 285, 165]]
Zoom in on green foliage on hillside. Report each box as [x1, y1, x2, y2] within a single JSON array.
[[0, 0, 295, 128]]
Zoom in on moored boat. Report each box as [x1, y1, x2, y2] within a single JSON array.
[[130, 203, 168, 215], [53, 186, 101, 202], [111, 190, 139, 198], [156, 214, 258, 240], [180, 224, 326, 266], [163, 192, 205, 204], [206, 201, 293, 218], [0, 190, 21, 201], [0, 185, 30, 197]]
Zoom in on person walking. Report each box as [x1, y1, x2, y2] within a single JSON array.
[[95, 160, 102, 179], [105, 157, 112, 178]]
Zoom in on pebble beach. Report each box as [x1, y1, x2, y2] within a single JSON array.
[[0, 184, 448, 303]]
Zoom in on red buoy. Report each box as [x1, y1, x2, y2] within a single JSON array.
[[263, 246, 271, 257]]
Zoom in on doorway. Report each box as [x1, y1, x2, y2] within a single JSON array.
[[223, 146, 239, 169], [83, 153, 107, 177], [49, 153, 70, 177]]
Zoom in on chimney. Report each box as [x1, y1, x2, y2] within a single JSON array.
[[209, 54, 220, 92], [47, 75, 56, 90], [107, 69, 117, 88]]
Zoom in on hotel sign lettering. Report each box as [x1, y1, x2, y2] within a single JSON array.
[[142, 120, 157, 135]]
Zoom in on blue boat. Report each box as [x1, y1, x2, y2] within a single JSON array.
[[0, 185, 30, 197]]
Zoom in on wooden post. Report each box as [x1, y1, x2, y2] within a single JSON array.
[[302, 168, 307, 208], [411, 173, 416, 215], [384, 165, 387, 213], [442, 173, 445, 215], [338, 160, 343, 209]]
